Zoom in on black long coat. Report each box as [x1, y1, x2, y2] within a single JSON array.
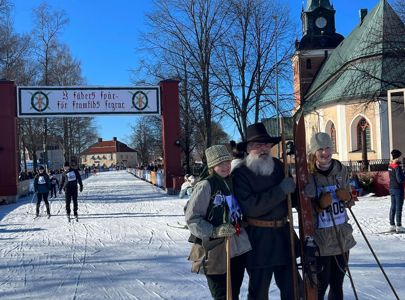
[[232, 158, 293, 268]]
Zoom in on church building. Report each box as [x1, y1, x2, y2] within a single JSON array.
[[293, 0, 405, 164]]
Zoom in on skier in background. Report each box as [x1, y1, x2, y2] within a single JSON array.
[[49, 171, 59, 198], [34, 166, 51, 218], [305, 132, 356, 300], [388, 149, 405, 233], [59, 161, 83, 222]]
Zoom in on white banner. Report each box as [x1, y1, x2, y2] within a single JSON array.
[[17, 86, 160, 117]]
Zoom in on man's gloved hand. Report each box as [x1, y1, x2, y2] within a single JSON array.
[[279, 177, 295, 194], [212, 223, 236, 238], [79, 186, 83, 192], [319, 192, 333, 209], [304, 183, 316, 198], [335, 188, 351, 202]]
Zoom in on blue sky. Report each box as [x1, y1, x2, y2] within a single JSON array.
[[11, 0, 380, 143]]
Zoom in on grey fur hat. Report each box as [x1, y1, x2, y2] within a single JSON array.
[[205, 145, 232, 169], [309, 132, 333, 153]]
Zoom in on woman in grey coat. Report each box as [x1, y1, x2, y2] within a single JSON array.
[[185, 145, 251, 300]]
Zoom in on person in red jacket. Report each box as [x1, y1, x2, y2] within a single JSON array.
[[388, 149, 405, 233]]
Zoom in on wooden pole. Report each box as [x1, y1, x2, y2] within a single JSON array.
[[226, 237, 232, 300], [280, 117, 299, 300]]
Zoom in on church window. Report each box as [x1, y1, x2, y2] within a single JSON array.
[[330, 123, 337, 153], [356, 118, 371, 151], [306, 59, 312, 69]]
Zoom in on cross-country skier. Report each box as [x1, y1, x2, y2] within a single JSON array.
[[34, 166, 51, 218], [59, 161, 83, 222], [388, 149, 405, 233], [304, 132, 357, 300], [49, 171, 59, 198]]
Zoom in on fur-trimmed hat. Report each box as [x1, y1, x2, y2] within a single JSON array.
[[391, 149, 402, 160], [230, 140, 245, 159], [309, 132, 333, 153], [239, 123, 281, 152], [205, 145, 232, 169]]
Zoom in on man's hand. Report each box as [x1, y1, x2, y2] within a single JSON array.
[[335, 188, 351, 202], [79, 186, 83, 192], [279, 177, 295, 194], [212, 223, 236, 238], [304, 183, 316, 198]]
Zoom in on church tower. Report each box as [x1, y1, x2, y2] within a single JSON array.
[[293, 0, 344, 108]]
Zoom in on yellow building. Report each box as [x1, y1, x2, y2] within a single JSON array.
[[81, 137, 138, 168]]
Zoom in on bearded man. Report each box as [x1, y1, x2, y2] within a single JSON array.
[[232, 122, 296, 300]]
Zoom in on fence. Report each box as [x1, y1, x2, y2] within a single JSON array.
[[128, 168, 164, 188], [340, 159, 390, 173]]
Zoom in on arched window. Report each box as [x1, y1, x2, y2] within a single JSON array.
[[306, 58, 312, 69], [330, 123, 337, 153], [356, 118, 371, 151]]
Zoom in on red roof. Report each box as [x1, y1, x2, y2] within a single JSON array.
[[82, 140, 137, 155]]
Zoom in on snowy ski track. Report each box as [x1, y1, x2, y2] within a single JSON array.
[[0, 171, 404, 299]]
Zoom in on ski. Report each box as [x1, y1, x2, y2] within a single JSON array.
[[294, 113, 318, 300], [167, 223, 188, 230], [377, 231, 405, 235]]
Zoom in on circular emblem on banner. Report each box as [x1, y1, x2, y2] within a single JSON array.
[[132, 91, 148, 111], [31, 91, 49, 112]]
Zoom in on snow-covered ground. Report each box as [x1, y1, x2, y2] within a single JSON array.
[[0, 171, 404, 299]]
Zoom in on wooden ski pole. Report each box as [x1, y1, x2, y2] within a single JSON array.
[[280, 117, 299, 300], [226, 236, 232, 300]]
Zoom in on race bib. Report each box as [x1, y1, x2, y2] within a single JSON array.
[[317, 184, 347, 229], [38, 176, 46, 185], [67, 171, 77, 182]]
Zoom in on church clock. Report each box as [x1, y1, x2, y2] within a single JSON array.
[[315, 17, 327, 29]]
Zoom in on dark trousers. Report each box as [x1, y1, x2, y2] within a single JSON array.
[[36, 193, 50, 216], [247, 265, 294, 300], [389, 188, 404, 226], [206, 253, 247, 300], [50, 184, 57, 198], [65, 189, 78, 216], [317, 253, 348, 300]]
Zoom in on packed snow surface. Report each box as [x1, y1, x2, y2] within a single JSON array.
[[0, 171, 404, 299]]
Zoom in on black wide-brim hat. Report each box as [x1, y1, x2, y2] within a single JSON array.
[[240, 122, 281, 151]]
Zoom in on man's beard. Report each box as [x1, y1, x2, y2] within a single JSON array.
[[245, 152, 275, 176]]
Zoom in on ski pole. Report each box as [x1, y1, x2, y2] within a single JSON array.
[[328, 209, 359, 300], [348, 207, 400, 300], [226, 237, 232, 300]]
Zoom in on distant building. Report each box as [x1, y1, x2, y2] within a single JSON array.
[[80, 137, 138, 168]]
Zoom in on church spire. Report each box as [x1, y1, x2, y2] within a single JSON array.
[[306, 0, 333, 12]]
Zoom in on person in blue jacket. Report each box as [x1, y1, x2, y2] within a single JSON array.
[[34, 166, 51, 218], [388, 149, 405, 233]]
